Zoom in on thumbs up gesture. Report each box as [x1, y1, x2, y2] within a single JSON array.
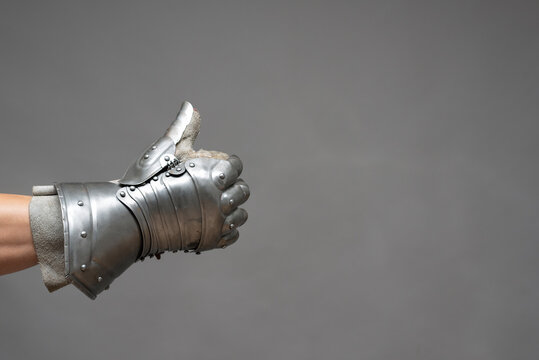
[[50, 101, 250, 299]]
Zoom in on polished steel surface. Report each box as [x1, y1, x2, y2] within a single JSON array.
[[56, 182, 141, 299], [119, 135, 176, 186], [53, 100, 249, 299], [164, 101, 194, 144], [55, 153, 249, 299], [117, 156, 249, 256]]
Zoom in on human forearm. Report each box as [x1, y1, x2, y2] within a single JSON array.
[[0, 194, 38, 275]]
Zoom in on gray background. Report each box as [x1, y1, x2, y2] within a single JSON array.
[[1, 1, 538, 359]]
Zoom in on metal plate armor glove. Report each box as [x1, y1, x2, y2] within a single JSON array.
[[53, 101, 249, 299]]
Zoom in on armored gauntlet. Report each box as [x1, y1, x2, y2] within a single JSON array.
[[31, 102, 249, 299]]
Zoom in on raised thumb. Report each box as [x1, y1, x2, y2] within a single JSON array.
[[165, 101, 201, 155]]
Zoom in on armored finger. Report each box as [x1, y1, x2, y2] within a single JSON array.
[[212, 159, 241, 190], [221, 180, 250, 214], [222, 208, 248, 233], [227, 155, 243, 177], [219, 229, 240, 248]]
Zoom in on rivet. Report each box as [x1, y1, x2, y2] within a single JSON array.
[[129, 186, 136, 191], [229, 199, 234, 205], [196, 251, 201, 255], [80, 231, 88, 238], [189, 162, 195, 168], [153, 176, 158, 181], [151, 145, 157, 150], [176, 167, 182, 171], [165, 172, 170, 177], [164, 155, 170, 161], [229, 223, 235, 229], [80, 264, 87, 271], [97, 276, 103, 283], [219, 173, 226, 179], [144, 154, 149, 159], [77, 200, 84, 206], [119, 191, 126, 197]]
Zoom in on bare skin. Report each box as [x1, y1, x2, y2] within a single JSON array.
[[0, 194, 38, 275]]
